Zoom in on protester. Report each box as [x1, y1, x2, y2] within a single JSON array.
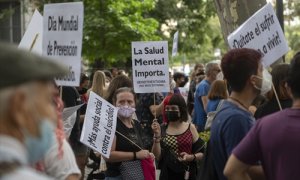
[[104, 87, 153, 179], [254, 63, 292, 118], [136, 92, 164, 150], [224, 53, 300, 180], [206, 80, 229, 113], [210, 48, 271, 180], [62, 85, 87, 178], [0, 43, 66, 179], [111, 67, 119, 78], [85, 70, 107, 179], [39, 84, 81, 180], [151, 94, 205, 180], [102, 70, 112, 92], [187, 63, 205, 116], [104, 75, 133, 104], [193, 61, 220, 131], [88, 70, 106, 98], [173, 72, 187, 93], [77, 73, 90, 103]]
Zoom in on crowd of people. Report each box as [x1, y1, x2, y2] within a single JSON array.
[[1, 42, 300, 180]]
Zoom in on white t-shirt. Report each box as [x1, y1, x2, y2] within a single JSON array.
[[43, 137, 81, 179]]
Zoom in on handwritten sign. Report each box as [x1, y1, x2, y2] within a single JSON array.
[[227, 3, 289, 67], [42, 2, 84, 86], [132, 41, 170, 93], [80, 91, 118, 158]]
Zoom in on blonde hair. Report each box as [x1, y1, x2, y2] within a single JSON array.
[[91, 70, 106, 97]]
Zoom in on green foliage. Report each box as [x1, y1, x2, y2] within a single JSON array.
[[285, 25, 300, 62], [29, 0, 223, 68], [83, 0, 160, 66], [199, 131, 210, 143], [151, 0, 221, 65]]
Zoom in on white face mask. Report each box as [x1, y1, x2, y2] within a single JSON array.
[[254, 68, 272, 95], [117, 105, 136, 118]]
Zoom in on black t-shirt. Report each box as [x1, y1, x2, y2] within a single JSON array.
[[105, 119, 144, 177], [255, 98, 292, 119]]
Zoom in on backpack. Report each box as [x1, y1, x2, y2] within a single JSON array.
[[205, 100, 224, 131]]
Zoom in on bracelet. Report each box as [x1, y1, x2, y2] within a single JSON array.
[[153, 136, 161, 139], [154, 138, 161, 143], [133, 151, 136, 160]]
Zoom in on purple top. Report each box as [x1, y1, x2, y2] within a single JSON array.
[[233, 108, 300, 180]]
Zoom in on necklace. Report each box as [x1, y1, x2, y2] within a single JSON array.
[[229, 97, 248, 110]]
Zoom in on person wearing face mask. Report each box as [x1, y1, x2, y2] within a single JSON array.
[[224, 52, 300, 180], [209, 48, 267, 180], [151, 94, 205, 180], [104, 87, 154, 180], [254, 63, 292, 119], [0, 43, 67, 179], [193, 61, 221, 132], [173, 72, 187, 94]]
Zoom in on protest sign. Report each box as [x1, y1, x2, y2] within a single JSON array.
[[172, 31, 179, 57], [42, 2, 83, 86], [178, 87, 188, 103], [62, 103, 84, 121], [62, 103, 84, 138], [80, 91, 118, 158], [227, 3, 289, 67], [132, 41, 170, 93], [19, 9, 43, 54]]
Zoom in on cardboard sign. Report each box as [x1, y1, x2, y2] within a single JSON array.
[[19, 9, 43, 54], [227, 3, 289, 67], [42, 2, 84, 86], [132, 41, 170, 93], [80, 92, 118, 158], [172, 31, 179, 57]]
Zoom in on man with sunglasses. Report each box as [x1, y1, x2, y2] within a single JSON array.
[[193, 61, 221, 132]]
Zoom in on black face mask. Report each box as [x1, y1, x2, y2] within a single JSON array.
[[78, 87, 88, 95], [179, 82, 186, 87], [166, 111, 180, 122]]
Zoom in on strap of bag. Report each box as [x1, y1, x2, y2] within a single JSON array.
[[215, 99, 224, 112]]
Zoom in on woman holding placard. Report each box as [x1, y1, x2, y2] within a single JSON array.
[[104, 87, 155, 180]]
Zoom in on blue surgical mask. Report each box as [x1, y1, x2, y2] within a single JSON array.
[[24, 120, 54, 164]]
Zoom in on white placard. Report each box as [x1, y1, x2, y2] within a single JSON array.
[[178, 87, 188, 103], [42, 2, 84, 86], [80, 91, 118, 158], [227, 3, 289, 67], [172, 31, 179, 57], [19, 9, 43, 54], [132, 41, 170, 93], [62, 103, 84, 121]]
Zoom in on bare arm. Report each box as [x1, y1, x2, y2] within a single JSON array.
[[149, 103, 163, 117], [104, 136, 151, 163], [189, 124, 203, 161], [224, 155, 251, 180], [65, 174, 80, 180], [151, 120, 161, 160], [201, 95, 208, 112]]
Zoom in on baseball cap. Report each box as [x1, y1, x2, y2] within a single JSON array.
[[0, 43, 68, 89]]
